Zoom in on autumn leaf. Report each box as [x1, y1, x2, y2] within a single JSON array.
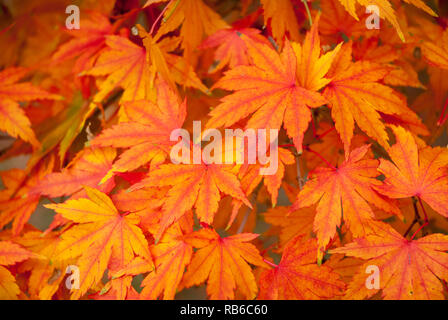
[[156, 0, 227, 61], [258, 236, 346, 299], [293, 144, 400, 262], [422, 29, 448, 70], [30, 147, 116, 198], [331, 221, 448, 299], [319, 0, 369, 43], [182, 228, 266, 300], [45, 186, 153, 299], [207, 15, 341, 153], [0, 157, 54, 235], [260, 0, 301, 42], [81, 35, 152, 104], [132, 157, 251, 241], [0, 241, 32, 299], [375, 126, 448, 218], [200, 28, 271, 72], [0, 67, 60, 148], [90, 79, 186, 182], [233, 146, 295, 219], [336, 0, 437, 42], [13, 230, 66, 300], [323, 41, 418, 155], [263, 206, 315, 248], [139, 214, 193, 300], [51, 12, 113, 74]]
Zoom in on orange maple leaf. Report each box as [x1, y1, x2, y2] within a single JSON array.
[[0, 67, 60, 148], [200, 28, 271, 72], [376, 126, 448, 218], [30, 147, 116, 198], [229, 146, 295, 227], [182, 228, 266, 300], [91, 79, 186, 181], [258, 236, 346, 299], [138, 26, 209, 93], [336, 0, 437, 42], [260, 0, 301, 42], [12, 230, 67, 300], [51, 12, 113, 74], [81, 35, 152, 103], [323, 42, 418, 155], [293, 144, 400, 262], [0, 241, 32, 299], [331, 221, 448, 299], [139, 215, 193, 300], [0, 156, 54, 235], [155, 0, 227, 61], [422, 29, 448, 70], [264, 206, 315, 248], [207, 15, 341, 153], [132, 157, 251, 241], [45, 186, 154, 299]]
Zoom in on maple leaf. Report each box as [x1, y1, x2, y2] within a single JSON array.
[[422, 29, 448, 70], [336, 0, 437, 42], [264, 206, 315, 248], [0, 67, 60, 148], [0, 241, 32, 299], [0, 156, 54, 235], [94, 276, 136, 300], [352, 37, 424, 89], [200, 28, 271, 72], [292, 144, 400, 262], [207, 15, 341, 153], [137, 26, 209, 94], [323, 41, 418, 155], [182, 228, 266, 300], [319, 0, 369, 43], [155, 0, 227, 61], [375, 126, 448, 218], [81, 35, 152, 104], [12, 229, 68, 300], [45, 186, 153, 299], [331, 221, 448, 299], [91, 79, 186, 181], [260, 0, 301, 42], [30, 147, 116, 198], [139, 214, 193, 300], [51, 12, 113, 74], [258, 236, 346, 299], [132, 158, 251, 241], [232, 146, 295, 220]]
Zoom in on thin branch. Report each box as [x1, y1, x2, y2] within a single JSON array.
[[296, 154, 304, 190], [418, 197, 429, 223], [302, 0, 313, 26], [410, 221, 429, 241], [263, 258, 278, 269], [437, 96, 448, 126], [150, 0, 173, 35]]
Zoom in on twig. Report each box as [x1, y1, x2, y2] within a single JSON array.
[[150, 0, 173, 35], [263, 258, 278, 268], [296, 154, 304, 190], [403, 198, 421, 237], [301, 0, 313, 26]]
